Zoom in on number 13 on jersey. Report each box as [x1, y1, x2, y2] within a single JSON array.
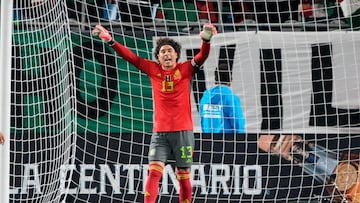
[[162, 80, 174, 92]]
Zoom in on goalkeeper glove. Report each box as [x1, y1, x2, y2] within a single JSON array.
[[92, 24, 114, 44], [200, 23, 217, 42]]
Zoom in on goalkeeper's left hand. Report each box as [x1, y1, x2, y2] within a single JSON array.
[[92, 24, 113, 43], [200, 23, 217, 42]]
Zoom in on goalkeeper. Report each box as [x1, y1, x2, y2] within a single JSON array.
[[92, 24, 217, 203]]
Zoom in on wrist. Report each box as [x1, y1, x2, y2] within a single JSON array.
[[108, 38, 115, 46], [202, 38, 211, 43]]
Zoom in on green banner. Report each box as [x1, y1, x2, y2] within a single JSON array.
[[12, 30, 154, 134], [72, 33, 154, 133]]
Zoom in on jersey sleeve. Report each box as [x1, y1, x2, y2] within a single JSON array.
[[110, 41, 158, 74], [111, 41, 143, 66], [192, 41, 211, 67]]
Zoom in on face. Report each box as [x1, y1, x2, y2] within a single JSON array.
[[157, 45, 178, 70]]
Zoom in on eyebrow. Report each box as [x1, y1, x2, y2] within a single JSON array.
[[160, 47, 174, 52]]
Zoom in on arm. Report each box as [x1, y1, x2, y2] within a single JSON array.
[[110, 41, 143, 68], [92, 25, 143, 68], [192, 24, 217, 67], [193, 41, 211, 67]]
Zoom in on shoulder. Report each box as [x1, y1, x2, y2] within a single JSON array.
[[176, 61, 195, 75], [177, 60, 192, 68], [139, 59, 161, 74], [220, 86, 240, 99]]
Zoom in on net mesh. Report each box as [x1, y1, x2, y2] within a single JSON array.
[[11, 0, 76, 202], [8, 0, 360, 202]]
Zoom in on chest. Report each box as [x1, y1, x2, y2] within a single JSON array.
[[152, 68, 191, 93]]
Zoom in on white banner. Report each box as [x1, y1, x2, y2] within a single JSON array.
[[171, 31, 360, 134], [340, 0, 360, 17]]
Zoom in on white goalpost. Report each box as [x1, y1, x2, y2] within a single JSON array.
[[0, 1, 14, 203], [6, 0, 360, 203]]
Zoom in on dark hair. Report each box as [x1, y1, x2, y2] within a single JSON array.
[[215, 63, 232, 84], [153, 37, 181, 62]]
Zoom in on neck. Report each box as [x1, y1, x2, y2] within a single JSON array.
[[162, 64, 176, 70]]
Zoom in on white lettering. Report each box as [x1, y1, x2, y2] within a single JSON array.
[[60, 164, 77, 194], [80, 164, 96, 194], [210, 164, 230, 195], [11, 163, 263, 196], [100, 164, 121, 194], [123, 164, 140, 194], [162, 165, 178, 194], [233, 164, 241, 195], [243, 165, 262, 195], [21, 164, 42, 194], [191, 164, 207, 194], [142, 164, 149, 193]]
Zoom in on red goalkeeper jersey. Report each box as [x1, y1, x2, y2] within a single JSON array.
[[111, 41, 210, 132]]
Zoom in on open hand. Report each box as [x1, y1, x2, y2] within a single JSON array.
[[92, 24, 112, 42], [200, 23, 217, 42]]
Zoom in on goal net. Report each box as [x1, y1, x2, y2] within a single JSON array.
[[9, 0, 360, 203], [10, 0, 76, 203]]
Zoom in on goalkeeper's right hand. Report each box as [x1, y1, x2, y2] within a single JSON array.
[[92, 24, 113, 43]]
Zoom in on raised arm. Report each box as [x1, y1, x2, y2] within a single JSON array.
[[193, 24, 217, 67], [92, 24, 143, 67]]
